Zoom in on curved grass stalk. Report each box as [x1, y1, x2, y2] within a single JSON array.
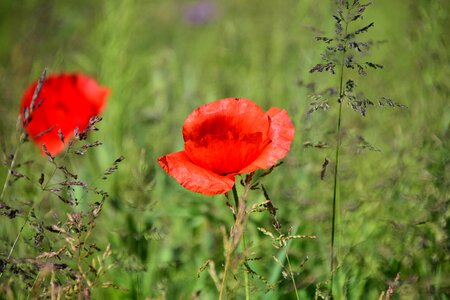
[[2, 68, 47, 201]]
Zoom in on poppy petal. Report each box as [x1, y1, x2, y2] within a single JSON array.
[[183, 98, 270, 174], [158, 151, 235, 195], [77, 75, 109, 113], [238, 107, 295, 174], [20, 73, 109, 156]]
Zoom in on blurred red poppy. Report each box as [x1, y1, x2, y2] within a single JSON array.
[[158, 98, 295, 195], [19, 73, 109, 156]]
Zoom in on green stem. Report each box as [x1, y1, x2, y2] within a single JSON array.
[[219, 178, 253, 300], [232, 185, 240, 216], [0, 210, 30, 280], [0, 133, 25, 202], [285, 252, 300, 300], [219, 251, 231, 300], [232, 185, 250, 300], [0, 131, 27, 280], [243, 230, 250, 300], [330, 18, 348, 297]]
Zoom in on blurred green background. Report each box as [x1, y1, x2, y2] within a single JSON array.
[[0, 0, 449, 299]]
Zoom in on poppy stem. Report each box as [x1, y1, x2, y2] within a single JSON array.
[[219, 184, 251, 300], [232, 184, 239, 209], [232, 185, 250, 300]]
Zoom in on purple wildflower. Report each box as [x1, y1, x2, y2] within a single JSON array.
[[183, 1, 217, 25]]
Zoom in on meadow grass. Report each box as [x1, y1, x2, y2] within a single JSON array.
[[0, 0, 449, 299]]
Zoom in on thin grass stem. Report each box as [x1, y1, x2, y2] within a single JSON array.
[[0, 132, 25, 202], [0, 129, 27, 281], [285, 252, 300, 300], [219, 250, 231, 300], [0, 210, 30, 280], [330, 16, 348, 297]]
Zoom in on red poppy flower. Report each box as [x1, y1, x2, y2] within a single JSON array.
[[19, 73, 109, 156], [158, 98, 295, 195]]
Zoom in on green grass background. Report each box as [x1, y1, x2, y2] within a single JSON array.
[[0, 0, 449, 299]]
